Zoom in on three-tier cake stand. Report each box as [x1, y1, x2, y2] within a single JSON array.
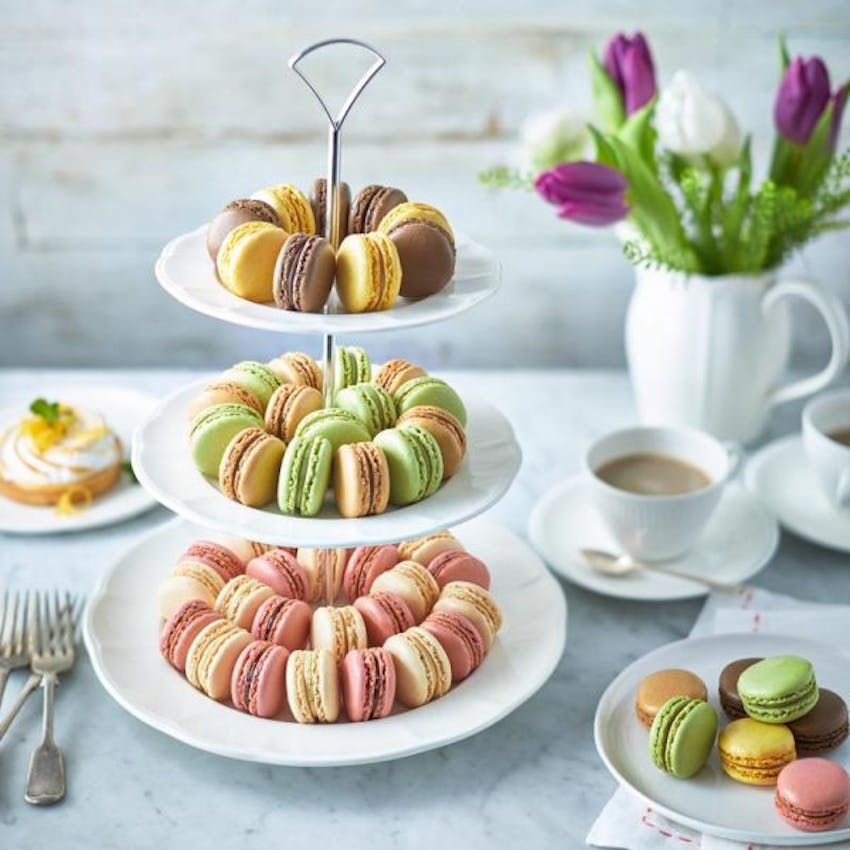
[[83, 40, 567, 766]]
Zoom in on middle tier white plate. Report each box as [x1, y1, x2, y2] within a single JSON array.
[[132, 379, 522, 547], [156, 225, 500, 334]]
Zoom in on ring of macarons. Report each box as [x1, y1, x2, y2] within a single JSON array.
[[187, 347, 469, 518], [158, 530, 502, 723], [207, 180, 457, 312]]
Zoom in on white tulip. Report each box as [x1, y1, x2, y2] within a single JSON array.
[[655, 71, 740, 166], [521, 107, 587, 172]]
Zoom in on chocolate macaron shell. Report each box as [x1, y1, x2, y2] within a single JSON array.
[[273, 234, 336, 313], [310, 178, 351, 240], [788, 689, 850, 753], [349, 185, 408, 234], [207, 199, 280, 261], [718, 657, 763, 719], [388, 218, 456, 299]]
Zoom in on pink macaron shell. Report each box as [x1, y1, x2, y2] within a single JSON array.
[[341, 647, 396, 722], [343, 545, 401, 602], [251, 596, 312, 651], [775, 758, 850, 832], [427, 549, 491, 590], [353, 593, 415, 647], [246, 549, 309, 600], [159, 600, 223, 672], [421, 610, 485, 681], [231, 641, 289, 718], [179, 541, 245, 582]]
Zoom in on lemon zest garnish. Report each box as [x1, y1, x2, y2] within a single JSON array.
[[56, 485, 93, 516], [21, 408, 78, 452]]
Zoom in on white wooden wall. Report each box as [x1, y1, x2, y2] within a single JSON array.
[[1, 1, 848, 370]]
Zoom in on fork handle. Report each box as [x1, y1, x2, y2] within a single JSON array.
[[25, 673, 65, 805], [0, 666, 10, 706], [0, 672, 41, 741]]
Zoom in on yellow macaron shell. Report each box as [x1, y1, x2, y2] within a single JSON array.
[[385, 626, 451, 708], [378, 201, 455, 245], [718, 718, 796, 785], [216, 221, 287, 302], [335, 232, 401, 313], [433, 581, 502, 651], [286, 649, 340, 723], [185, 618, 233, 690], [197, 622, 252, 699], [252, 185, 315, 235], [215, 575, 274, 629]]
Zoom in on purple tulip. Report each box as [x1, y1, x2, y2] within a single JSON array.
[[603, 32, 657, 115], [534, 161, 629, 227], [774, 56, 831, 144], [829, 83, 848, 151]]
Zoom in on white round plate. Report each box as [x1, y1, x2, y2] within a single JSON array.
[[528, 477, 778, 601], [156, 225, 500, 334], [84, 515, 566, 766], [0, 387, 158, 535], [746, 435, 850, 553], [132, 379, 521, 548], [595, 632, 850, 845]]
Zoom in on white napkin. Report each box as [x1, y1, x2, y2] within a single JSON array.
[[586, 587, 850, 850]]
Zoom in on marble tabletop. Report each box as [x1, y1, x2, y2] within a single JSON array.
[[1, 368, 846, 850]]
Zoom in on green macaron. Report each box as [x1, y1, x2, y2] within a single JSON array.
[[221, 361, 281, 408], [737, 655, 819, 724], [392, 376, 467, 426], [188, 403, 264, 477], [277, 435, 333, 516], [335, 382, 397, 437], [295, 407, 371, 452], [332, 346, 372, 399], [649, 696, 718, 779], [374, 423, 443, 506]]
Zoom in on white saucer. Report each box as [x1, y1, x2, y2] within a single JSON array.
[[595, 632, 850, 845], [0, 387, 159, 535], [745, 434, 850, 552], [528, 477, 778, 601], [156, 225, 500, 334], [84, 515, 566, 766]]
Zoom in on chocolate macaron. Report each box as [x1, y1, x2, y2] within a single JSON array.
[[348, 184, 408, 234], [718, 657, 762, 719], [273, 233, 335, 313], [788, 688, 849, 753], [310, 178, 351, 241], [207, 199, 279, 261]]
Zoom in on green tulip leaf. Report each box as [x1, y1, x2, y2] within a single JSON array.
[[587, 50, 626, 132]]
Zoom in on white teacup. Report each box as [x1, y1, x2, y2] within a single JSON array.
[[802, 389, 850, 509], [584, 425, 740, 561]]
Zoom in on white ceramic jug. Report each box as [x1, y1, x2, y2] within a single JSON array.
[[625, 267, 850, 443]]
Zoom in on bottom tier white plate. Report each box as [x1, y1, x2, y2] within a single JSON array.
[[84, 515, 567, 766], [595, 633, 850, 845]]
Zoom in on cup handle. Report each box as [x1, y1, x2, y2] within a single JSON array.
[[723, 441, 743, 482], [762, 277, 850, 407], [837, 469, 850, 508]]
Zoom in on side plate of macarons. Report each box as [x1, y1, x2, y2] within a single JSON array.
[[83, 515, 566, 766], [156, 223, 500, 334], [594, 633, 850, 845]]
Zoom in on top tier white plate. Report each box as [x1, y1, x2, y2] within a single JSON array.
[[155, 225, 500, 334]]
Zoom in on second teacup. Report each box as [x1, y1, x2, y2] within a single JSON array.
[[803, 388, 850, 510]]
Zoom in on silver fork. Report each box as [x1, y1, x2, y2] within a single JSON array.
[[24, 591, 77, 806], [0, 589, 31, 705]]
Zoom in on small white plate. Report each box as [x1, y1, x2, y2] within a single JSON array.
[[156, 225, 500, 334], [595, 633, 850, 845], [132, 378, 522, 548], [745, 435, 850, 553], [84, 515, 567, 766], [0, 387, 158, 535], [528, 477, 778, 601]]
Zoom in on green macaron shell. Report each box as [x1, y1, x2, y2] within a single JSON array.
[[393, 376, 467, 426], [295, 407, 371, 451], [189, 403, 264, 477], [649, 696, 718, 779], [335, 383, 397, 436], [332, 346, 372, 399], [227, 361, 281, 408], [374, 425, 443, 506], [399, 422, 443, 497], [277, 435, 332, 515], [738, 656, 819, 723]]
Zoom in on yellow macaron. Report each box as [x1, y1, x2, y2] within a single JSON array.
[[378, 201, 455, 245], [251, 184, 315, 235], [335, 232, 402, 313], [216, 221, 287, 302], [718, 718, 797, 785]]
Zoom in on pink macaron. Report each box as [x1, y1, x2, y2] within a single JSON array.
[[775, 757, 850, 832], [343, 545, 401, 602], [246, 549, 309, 600], [353, 592, 415, 646], [231, 640, 289, 718], [421, 609, 485, 682], [251, 595, 312, 651], [426, 548, 490, 590], [159, 599, 223, 672], [341, 647, 397, 722], [178, 540, 245, 583]]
